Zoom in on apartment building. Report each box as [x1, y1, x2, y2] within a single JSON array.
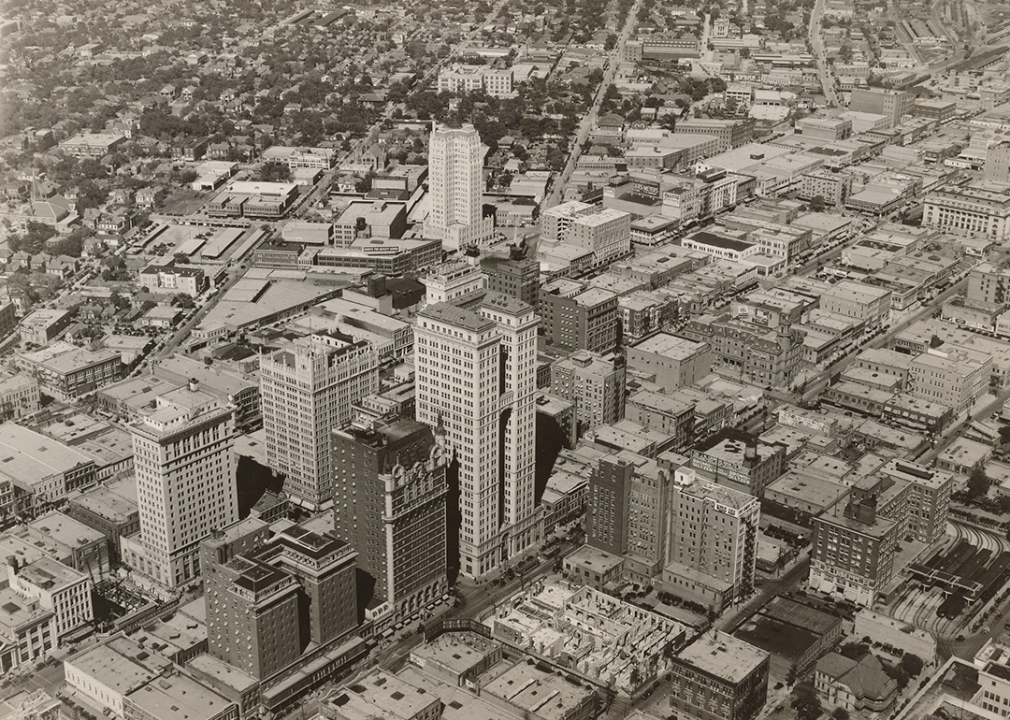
[[481, 251, 539, 307], [586, 452, 670, 579], [908, 346, 992, 413], [663, 467, 760, 611], [539, 281, 619, 354]]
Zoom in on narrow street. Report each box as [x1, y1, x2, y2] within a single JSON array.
[[798, 277, 969, 402]]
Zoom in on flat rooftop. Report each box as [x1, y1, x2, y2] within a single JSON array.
[[0, 423, 95, 487], [127, 673, 233, 720], [27, 511, 105, 553], [631, 333, 707, 359], [482, 662, 594, 720], [419, 302, 496, 333], [564, 544, 624, 574], [767, 471, 848, 510], [66, 636, 172, 696], [409, 631, 502, 676], [674, 631, 768, 683], [66, 485, 138, 523]]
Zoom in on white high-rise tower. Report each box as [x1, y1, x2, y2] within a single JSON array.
[[124, 383, 237, 589], [414, 291, 539, 578], [425, 123, 494, 252]]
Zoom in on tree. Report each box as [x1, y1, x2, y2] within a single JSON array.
[[839, 44, 854, 63], [172, 293, 196, 309], [10, 221, 56, 255], [831, 708, 849, 720], [791, 683, 822, 720], [355, 172, 375, 194], [968, 465, 992, 499], [899, 653, 924, 678], [786, 663, 799, 686], [838, 642, 870, 660], [740, 47, 751, 59], [605, 33, 618, 51], [808, 195, 828, 212], [257, 161, 291, 183]]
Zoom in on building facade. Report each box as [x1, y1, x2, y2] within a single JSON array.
[[664, 467, 760, 610], [809, 495, 900, 606], [425, 123, 494, 251], [124, 385, 237, 589], [331, 419, 448, 618], [539, 283, 619, 354], [201, 518, 358, 680], [549, 351, 627, 435], [414, 292, 538, 579], [260, 333, 379, 508], [924, 185, 1010, 241], [670, 631, 770, 720]]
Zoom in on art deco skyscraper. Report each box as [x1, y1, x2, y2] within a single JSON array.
[[260, 332, 379, 509], [425, 123, 494, 252], [414, 292, 538, 578]]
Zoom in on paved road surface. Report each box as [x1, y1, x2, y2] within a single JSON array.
[[809, 0, 840, 107], [717, 555, 811, 634], [543, 0, 644, 210]]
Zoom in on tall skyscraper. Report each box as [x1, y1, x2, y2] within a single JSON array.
[[414, 291, 538, 578], [124, 382, 237, 589], [332, 419, 448, 618], [425, 123, 494, 252], [260, 332, 379, 508]]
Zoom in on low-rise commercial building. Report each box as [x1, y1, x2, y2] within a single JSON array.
[[627, 333, 712, 389], [690, 427, 786, 498], [681, 314, 805, 387], [670, 631, 769, 720], [19, 308, 73, 346], [16, 342, 123, 402], [139, 262, 206, 297]]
